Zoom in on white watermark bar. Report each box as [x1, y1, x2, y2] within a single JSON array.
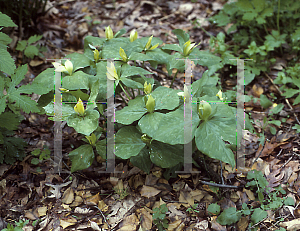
[[230, 58, 252, 170], [47, 58, 70, 175], [175, 58, 201, 174], [98, 58, 122, 173]]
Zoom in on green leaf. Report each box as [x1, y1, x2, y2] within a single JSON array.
[[207, 203, 220, 215], [31, 158, 40, 165], [115, 106, 147, 125], [130, 147, 152, 174], [128, 52, 154, 61], [31, 68, 55, 95], [8, 93, 40, 114], [24, 45, 39, 59], [16, 40, 27, 51], [150, 140, 184, 168], [27, 35, 43, 45], [0, 48, 16, 75], [69, 144, 94, 172], [121, 65, 152, 78], [64, 52, 91, 71], [67, 109, 99, 136], [151, 86, 179, 110], [0, 12, 17, 27], [120, 77, 143, 89], [251, 208, 268, 224], [114, 126, 146, 159], [0, 111, 21, 130], [284, 197, 295, 206], [62, 71, 90, 90], [217, 207, 241, 225], [43, 101, 74, 121], [0, 32, 12, 46], [139, 104, 200, 145], [195, 110, 236, 167], [162, 44, 183, 53], [172, 29, 190, 47], [0, 97, 6, 114], [260, 94, 273, 109]]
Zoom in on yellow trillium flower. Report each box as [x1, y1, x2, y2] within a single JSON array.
[[105, 26, 113, 40], [198, 100, 212, 121], [93, 49, 100, 62], [146, 94, 155, 113], [144, 81, 152, 95], [106, 63, 119, 80], [183, 40, 200, 56], [52, 59, 73, 75], [130, 30, 138, 42], [216, 90, 224, 101], [85, 133, 97, 146], [119, 48, 128, 62], [74, 98, 85, 116], [144, 35, 159, 51]]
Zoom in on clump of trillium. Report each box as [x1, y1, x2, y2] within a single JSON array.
[[52, 60, 73, 76]]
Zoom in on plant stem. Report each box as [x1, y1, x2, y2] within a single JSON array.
[[131, 88, 135, 98], [118, 93, 128, 106], [170, 69, 178, 88], [119, 82, 131, 100]]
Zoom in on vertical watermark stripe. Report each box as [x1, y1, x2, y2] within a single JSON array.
[[230, 58, 252, 170], [175, 58, 201, 174], [98, 58, 122, 173], [48, 58, 70, 175]]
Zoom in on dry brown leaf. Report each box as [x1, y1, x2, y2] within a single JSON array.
[[280, 218, 300, 230], [61, 187, 74, 204], [140, 185, 161, 198]]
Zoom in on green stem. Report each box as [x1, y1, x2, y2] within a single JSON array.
[[119, 82, 131, 100], [131, 88, 135, 99], [118, 93, 128, 106], [170, 69, 178, 89]]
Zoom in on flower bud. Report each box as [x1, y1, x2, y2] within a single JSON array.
[[93, 49, 100, 62], [146, 94, 155, 113], [119, 47, 128, 62], [86, 133, 97, 146], [198, 100, 212, 121], [130, 30, 138, 42], [106, 63, 119, 80], [145, 35, 153, 50], [141, 134, 152, 144], [105, 26, 113, 40], [74, 98, 85, 116], [64, 60, 73, 75], [144, 81, 152, 95]]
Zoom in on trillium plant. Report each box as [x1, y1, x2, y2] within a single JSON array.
[[29, 27, 253, 174]]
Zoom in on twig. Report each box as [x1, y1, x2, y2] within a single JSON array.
[[199, 180, 242, 189], [92, 205, 110, 229], [144, 64, 171, 78]]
